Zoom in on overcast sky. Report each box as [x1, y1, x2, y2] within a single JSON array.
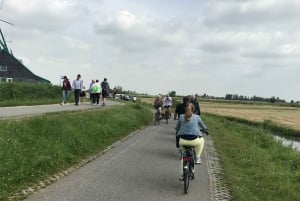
[[0, 0, 299, 101]]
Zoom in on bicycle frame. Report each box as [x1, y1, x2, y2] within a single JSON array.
[[181, 146, 195, 194]]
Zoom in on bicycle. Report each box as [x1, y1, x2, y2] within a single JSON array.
[[163, 107, 171, 124], [154, 107, 161, 126], [181, 145, 195, 194]]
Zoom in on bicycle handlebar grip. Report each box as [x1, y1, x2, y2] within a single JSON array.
[[200, 129, 209, 135]]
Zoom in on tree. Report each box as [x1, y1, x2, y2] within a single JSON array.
[[270, 96, 276, 103], [225, 94, 232, 100], [169, 91, 176, 97]]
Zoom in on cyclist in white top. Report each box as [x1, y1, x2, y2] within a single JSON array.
[[163, 94, 172, 118]]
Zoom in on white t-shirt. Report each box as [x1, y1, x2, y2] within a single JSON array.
[[163, 96, 172, 106]]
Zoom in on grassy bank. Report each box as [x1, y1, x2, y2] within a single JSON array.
[[0, 104, 153, 200], [0, 83, 62, 106], [223, 115, 300, 138], [203, 114, 300, 201]]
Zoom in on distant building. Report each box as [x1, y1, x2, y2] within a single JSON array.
[[0, 29, 50, 84]]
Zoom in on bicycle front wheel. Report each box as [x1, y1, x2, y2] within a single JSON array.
[[183, 161, 190, 194], [165, 110, 169, 124], [155, 111, 160, 125]]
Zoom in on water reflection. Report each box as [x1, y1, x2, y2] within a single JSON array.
[[274, 136, 300, 151]]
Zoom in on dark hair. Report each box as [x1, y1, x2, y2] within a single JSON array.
[[104, 78, 107, 81], [183, 96, 189, 103]]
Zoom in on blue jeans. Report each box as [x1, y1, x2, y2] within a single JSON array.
[[62, 90, 70, 103]]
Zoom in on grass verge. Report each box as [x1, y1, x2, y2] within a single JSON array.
[[0, 83, 61, 107], [0, 103, 153, 200], [203, 113, 300, 201]]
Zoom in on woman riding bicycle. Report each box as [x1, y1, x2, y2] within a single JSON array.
[[175, 103, 209, 179], [154, 95, 163, 112], [154, 95, 163, 109]]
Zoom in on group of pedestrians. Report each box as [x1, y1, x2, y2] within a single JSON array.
[[89, 78, 110, 106], [60, 74, 110, 106], [174, 95, 201, 120]]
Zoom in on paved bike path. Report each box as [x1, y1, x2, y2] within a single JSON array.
[[23, 117, 211, 201]]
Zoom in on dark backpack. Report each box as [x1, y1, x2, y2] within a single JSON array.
[[101, 81, 108, 91]]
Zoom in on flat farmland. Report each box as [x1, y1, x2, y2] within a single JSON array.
[[140, 97, 300, 131], [201, 101, 300, 131]]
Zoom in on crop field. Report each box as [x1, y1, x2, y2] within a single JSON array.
[[140, 97, 300, 131], [200, 101, 300, 131]]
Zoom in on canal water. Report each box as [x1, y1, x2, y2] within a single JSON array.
[[274, 136, 300, 151]]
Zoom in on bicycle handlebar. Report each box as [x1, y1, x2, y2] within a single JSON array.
[[200, 129, 209, 135]]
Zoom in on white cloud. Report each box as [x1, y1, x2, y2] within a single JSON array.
[[1, 0, 300, 101], [2, 0, 90, 32]]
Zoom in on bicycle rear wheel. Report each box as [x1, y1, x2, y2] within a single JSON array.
[[183, 161, 190, 194], [165, 110, 169, 124]]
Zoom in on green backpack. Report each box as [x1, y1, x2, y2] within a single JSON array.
[[93, 85, 99, 93]]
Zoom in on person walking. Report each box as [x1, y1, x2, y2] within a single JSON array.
[[72, 74, 83, 106], [91, 80, 101, 105], [190, 95, 201, 115], [101, 78, 110, 106], [89, 80, 95, 104], [174, 96, 189, 120], [60, 76, 72, 105]]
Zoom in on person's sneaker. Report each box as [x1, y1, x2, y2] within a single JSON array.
[[66, 102, 69, 105], [195, 158, 202, 164], [60, 102, 64, 106]]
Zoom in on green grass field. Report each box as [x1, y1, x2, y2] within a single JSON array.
[[203, 114, 300, 201]]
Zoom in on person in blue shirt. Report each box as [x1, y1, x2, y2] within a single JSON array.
[[72, 74, 83, 106], [175, 103, 209, 178]]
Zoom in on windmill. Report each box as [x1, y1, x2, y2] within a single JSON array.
[[0, 0, 13, 26], [0, 0, 13, 53], [0, 28, 8, 51]]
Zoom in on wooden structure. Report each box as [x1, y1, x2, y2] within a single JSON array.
[[0, 29, 50, 84]]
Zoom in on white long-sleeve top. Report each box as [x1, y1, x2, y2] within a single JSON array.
[[91, 82, 101, 93]]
